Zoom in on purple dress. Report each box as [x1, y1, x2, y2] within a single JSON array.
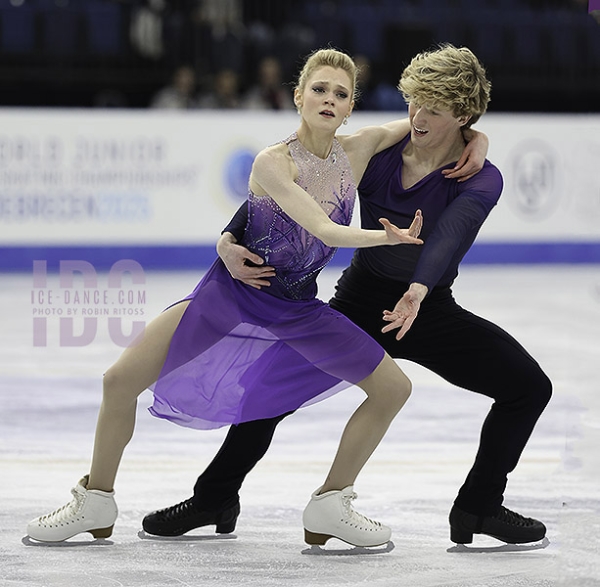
[[149, 133, 385, 430]]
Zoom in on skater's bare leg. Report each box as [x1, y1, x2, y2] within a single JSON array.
[[320, 354, 411, 493], [88, 300, 190, 491], [302, 354, 411, 547]]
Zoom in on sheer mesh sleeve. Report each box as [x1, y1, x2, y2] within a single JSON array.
[[411, 168, 503, 291]]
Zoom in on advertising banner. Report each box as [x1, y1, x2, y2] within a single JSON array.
[[1, 109, 599, 268]]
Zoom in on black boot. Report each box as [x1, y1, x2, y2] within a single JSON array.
[[142, 498, 240, 537], [449, 505, 546, 544]]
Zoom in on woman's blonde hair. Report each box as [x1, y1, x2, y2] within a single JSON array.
[[398, 44, 491, 127], [295, 48, 358, 101]]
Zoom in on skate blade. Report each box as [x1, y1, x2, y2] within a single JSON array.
[[302, 540, 395, 556], [22, 535, 113, 547], [137, 530, 237, 542], [447, 536, 550, 554]]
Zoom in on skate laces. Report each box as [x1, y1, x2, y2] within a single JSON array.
[[159, 498, 198, 520], [341, 491, 383, 529], [38, 486, 85, 524], [496, 507, 532, 527]]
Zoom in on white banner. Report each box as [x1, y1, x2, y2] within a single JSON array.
[[0, 109, 294, 245], [1, 109, 599, 246], [472, 113, 600, 242]]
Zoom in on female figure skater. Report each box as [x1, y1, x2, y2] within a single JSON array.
[[27, 48, 483, 547]]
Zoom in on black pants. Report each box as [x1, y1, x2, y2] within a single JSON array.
[[193, 262, 552, 516]]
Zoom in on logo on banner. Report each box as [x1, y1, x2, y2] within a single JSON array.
[[223, 148, 256, 204], [508, 140, 561, 221]]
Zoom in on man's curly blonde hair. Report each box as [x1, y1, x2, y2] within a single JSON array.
[[398, 44, 491, 128]]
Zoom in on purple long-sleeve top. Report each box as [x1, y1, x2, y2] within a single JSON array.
[[355, 133, 503, 290], [223, 133, 503, 291]]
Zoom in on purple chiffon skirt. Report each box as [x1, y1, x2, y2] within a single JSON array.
[[149, 260, 385, 430]]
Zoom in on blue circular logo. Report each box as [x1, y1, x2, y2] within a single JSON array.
[[223, 148, 256, 204]]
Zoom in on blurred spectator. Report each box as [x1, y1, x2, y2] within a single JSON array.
[[197, 68, 241, 109], [192, 0, 245, 74], [242, 56, 294, 110], [130, 0, 165, 61], [241, 0, 311, 80], [161, 1, 195, 69], [151, 65, 198, 109]]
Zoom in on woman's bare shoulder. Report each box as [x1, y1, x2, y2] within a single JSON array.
[[254, 142, 291, 168], [251, 142, 295, 194]]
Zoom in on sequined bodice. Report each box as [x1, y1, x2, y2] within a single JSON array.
[[242, 133, 356, 300]]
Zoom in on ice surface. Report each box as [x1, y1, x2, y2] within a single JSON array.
[[1, 265, 599, 586]]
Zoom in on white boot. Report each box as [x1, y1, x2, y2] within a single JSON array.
[[27, 476, 118, 542], [302, 485, 391, 547]]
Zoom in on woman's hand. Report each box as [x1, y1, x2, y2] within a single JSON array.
[[442, 129, 489, 182], [379, 209, 424, 245]]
